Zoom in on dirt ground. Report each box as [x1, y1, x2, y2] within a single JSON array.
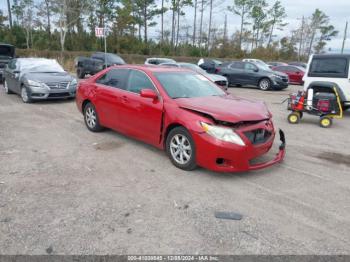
[[0, 84, 350, 255]]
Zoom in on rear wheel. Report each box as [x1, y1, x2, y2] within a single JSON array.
[[166, 127, 197, 171], [83, 102, 104, 132], [288, 112, 300, 124], [4, 80, 13, 94], [319, 116, 332, 128], [259, 78, 271, 91]]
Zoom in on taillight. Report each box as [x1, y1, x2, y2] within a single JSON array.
[[215, 68, 221, 73]]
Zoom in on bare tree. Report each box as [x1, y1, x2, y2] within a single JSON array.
[[207, 0, 213, 52], [7, 0, 13, 28], [52, 0, 89, 55], [198, 0, 206, 47], [228, 0, 254, 50], [192, 0, 197, 45]]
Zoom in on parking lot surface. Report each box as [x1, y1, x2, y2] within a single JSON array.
[[0, 84, 350, 255]]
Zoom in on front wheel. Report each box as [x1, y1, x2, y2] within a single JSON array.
[[319, 117, 332, 128], [21, 87, 32, 103], [83, 102, 104, 132], [259, 78, 271, 91], [166, 127, 197, 171], [288, 112, 300, 124]]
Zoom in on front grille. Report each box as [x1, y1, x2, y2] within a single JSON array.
[[244, 129, 272, 145], [215, 80, 228, 87], [48, 92, 70, 98], [46, 82, 69, 89]]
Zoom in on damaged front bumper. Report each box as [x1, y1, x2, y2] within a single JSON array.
[[193, 127, 286, 173], [248, 129, 286, 171]]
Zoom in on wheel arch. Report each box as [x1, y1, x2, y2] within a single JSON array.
[[82, 99, 92, 113], [163, 123, 185, 148]]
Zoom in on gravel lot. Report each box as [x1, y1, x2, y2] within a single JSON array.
[[0, 84, 349, 255]]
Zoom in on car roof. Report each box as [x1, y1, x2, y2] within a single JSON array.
[[312, 54, 350, 59], [111, 64, 193, 73], [0, 43, 15, 47]]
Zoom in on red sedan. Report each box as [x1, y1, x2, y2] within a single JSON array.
[[272, 65, 305, 85], [76, 65, 286, 172]]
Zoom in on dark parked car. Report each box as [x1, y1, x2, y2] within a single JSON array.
[[288, 61, 307, 68], [272, 65, 305, 85], [217, 61, 289, 91], [0, 43, 15, 82], [267, 61, 288, 68], [160, 62, 228, 90], [198, 58, 222, 74], [75, 52, 126, 79], [3, 58, 77, 103]]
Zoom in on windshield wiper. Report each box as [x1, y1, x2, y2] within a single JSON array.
[[172, 96, 190, 99]]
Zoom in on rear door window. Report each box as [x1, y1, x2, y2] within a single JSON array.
[[96, 69, 130, 90], [230, 62, 244, 69], [309, 58, 349, 78], [244, 62, 258, 71]]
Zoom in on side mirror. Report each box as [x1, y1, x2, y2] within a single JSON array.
[[254, 68, 259, 72], [140, 89, 158, 100]]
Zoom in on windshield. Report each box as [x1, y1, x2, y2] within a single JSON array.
[[154, 72, 225, 99], [180, 63, 207, 74], [0, 46, 14, 59], [107, 54, 125, 64], [19, 59, 65, 73]]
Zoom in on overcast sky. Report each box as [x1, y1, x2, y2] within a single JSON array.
[[1, 0, 349, 50], [154, 0, 350, 51]]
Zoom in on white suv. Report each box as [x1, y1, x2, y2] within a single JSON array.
[[303, 54, 350, 109]]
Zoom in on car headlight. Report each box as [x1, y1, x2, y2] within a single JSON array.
[[69, 78, 77, 87], [272, 74, 282, 80], [27, 79, 47, 89], [200, 122, 245, 146]]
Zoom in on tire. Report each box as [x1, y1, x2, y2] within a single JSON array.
[[259, 78, 271, 91], [288, 112, 300, 124], [319, 117, 332, 128], [77, 68, 85, 79], [166, 126, 197, 171], [299, 111, 303, 119], [21, 86, 32, 103], [3, 80, 13, 94], [83, 102, 104, 132]]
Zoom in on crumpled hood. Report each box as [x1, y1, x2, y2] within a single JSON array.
[[175, 95, 271, 123]]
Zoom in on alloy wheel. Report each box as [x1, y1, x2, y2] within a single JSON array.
[[169, 134, 192, 165], [4, 80, 8, 93], [21, 87, 29, 103], [85, 107, 97, 129], [259, 79, 270, 90]]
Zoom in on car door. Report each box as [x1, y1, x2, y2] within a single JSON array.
[[94, 68, 130, 130], [223, 62, 244, 85], [5, 59, 20, 93], [243, 62, 259, 85], [119, 69, 164, 146]]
